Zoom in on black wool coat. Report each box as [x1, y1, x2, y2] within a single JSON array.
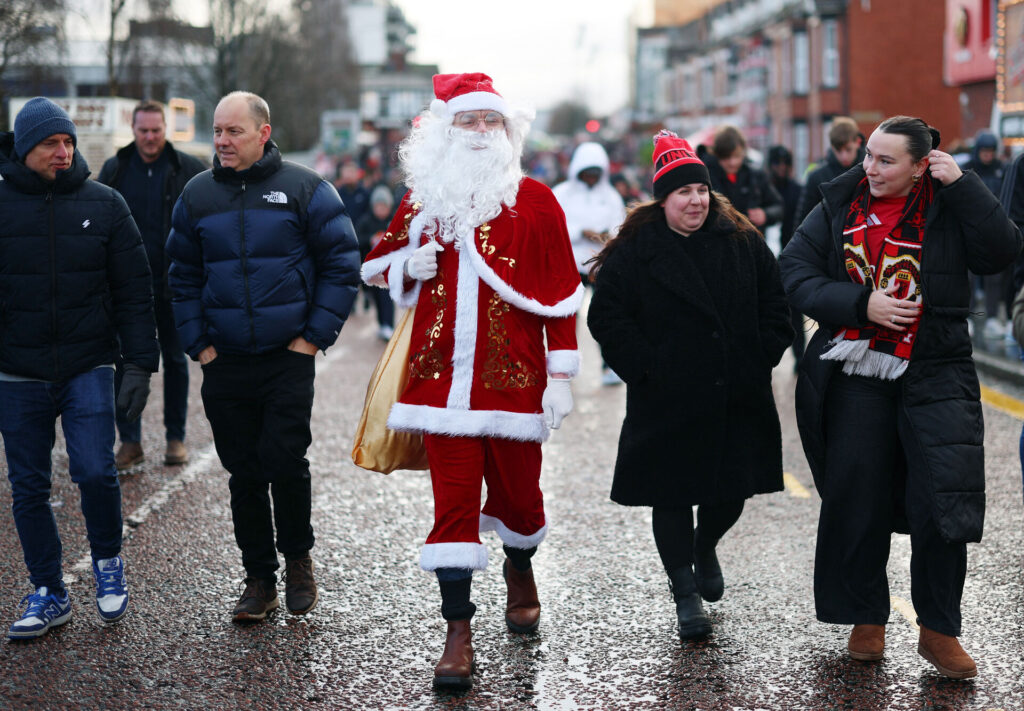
[[779, 167, 1022, 543], [587, 212, 793, 507]]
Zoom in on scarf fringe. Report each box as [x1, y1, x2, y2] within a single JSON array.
[[822, 332, 909, 380]]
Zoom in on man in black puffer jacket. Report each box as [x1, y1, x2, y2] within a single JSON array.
[[166, 91, 360, 624], [98, 100, 207, 471], [0, 98, 159, 639]]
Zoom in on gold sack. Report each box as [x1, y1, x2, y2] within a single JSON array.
[[351, 306, 429, 473]]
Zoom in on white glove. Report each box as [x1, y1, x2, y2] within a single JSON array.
[[542, 378, 574, 430], [404, 241, 444, 281]]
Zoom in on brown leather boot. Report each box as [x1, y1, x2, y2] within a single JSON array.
[[848, 624, 885, 661], [503, 559, 540, 633], [433, 619, 473, 689], [918, 625, 977, 679], [115, 442, 144, 471], [164, 439, 188, 465]]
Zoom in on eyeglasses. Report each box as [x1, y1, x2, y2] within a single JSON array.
[[454, 111, 505, 129]]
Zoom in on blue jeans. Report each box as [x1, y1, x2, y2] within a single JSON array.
[[0, 368, 122, 590], [116, 295, 188, 443]]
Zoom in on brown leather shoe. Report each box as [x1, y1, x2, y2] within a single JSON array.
[[164, 439, 188, 465], [433, 619, 473, 689], [918, 625, 977, 679], [232, 577, 279, 622], [503, 559, 540, 633], [284, 557, 318, 615], [848, 624, 885, 661], [115, 442, 144, 471]]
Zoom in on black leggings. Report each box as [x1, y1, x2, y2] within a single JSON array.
[[652, 502, 745, 571]]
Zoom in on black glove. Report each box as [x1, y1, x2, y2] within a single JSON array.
[[116, 363, 151, 422]]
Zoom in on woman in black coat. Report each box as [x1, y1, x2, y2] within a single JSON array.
[[779, 116, 1021, 680], [587, 131, 793, 640]]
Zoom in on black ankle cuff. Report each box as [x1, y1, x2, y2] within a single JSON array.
[[503, 544, 537, 572], [438, 576, 476, 621]]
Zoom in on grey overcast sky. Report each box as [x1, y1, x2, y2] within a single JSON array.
[[394, 0, 643, 115]]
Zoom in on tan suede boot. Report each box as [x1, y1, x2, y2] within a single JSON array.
[[847, 624, 885, 661], [433, 619, 473, 689], [918, 625, 977, 679]]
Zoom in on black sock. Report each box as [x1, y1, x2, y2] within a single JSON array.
[[437, 572, 476, 621], [503, 544, 537, 572]]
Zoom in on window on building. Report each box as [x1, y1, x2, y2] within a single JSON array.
[[822, 20, 839, 88], [793, 32, 809, 95]]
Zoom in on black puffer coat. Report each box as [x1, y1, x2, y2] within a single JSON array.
[[779, 167, 1022, 543], [0, 132, 158, 380], [587, 211, 793, 506]]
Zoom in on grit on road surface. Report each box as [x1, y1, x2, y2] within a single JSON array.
[[1, 305, 1023, 710]]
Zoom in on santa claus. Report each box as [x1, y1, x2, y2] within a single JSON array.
[[361, 72, 582, 689]]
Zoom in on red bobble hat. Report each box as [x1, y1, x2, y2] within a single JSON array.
[[652, 130, 710, 199], [430, 72, 509, 117]]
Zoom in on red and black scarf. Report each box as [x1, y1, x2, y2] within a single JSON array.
[[821, 175, 934, 379]]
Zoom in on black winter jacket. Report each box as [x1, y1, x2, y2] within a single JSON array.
[[699, 147, 783, 229], [794, 149, 861, 229], [587, 211, 793, 506], [0, 132, 158, 380], [98, 140, 207, 299], [166, 141, 361, 358], [779, 166, 1022, 543]]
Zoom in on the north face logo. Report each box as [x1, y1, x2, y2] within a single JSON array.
[[263, 191, 287, 204]]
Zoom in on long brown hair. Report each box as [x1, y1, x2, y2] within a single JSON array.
[[587, 190, 755, 279]]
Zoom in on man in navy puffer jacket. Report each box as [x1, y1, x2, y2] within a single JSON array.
[[166, 91, 360, 623], [0, 98, 159, 639]]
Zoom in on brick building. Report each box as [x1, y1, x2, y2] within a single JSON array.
[[634, 0, 996, 176]]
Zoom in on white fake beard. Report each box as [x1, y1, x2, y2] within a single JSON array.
[[400, 119, 524, 245]]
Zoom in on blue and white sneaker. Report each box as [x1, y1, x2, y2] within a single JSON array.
[[8, 587, 72, 639], [93, 556, 129, 623]]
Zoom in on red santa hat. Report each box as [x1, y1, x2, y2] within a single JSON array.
[[429, 72, 509, 117], [652, 130, 710, 199]]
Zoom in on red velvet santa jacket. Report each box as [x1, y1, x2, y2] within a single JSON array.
[[362, 178, 583, 442]]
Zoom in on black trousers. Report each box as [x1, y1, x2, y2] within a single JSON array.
[[816, 372, 967, 636], [201, 349, 316, 580]]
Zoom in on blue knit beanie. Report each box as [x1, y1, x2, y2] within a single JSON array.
[[14, 97, 77, 160]]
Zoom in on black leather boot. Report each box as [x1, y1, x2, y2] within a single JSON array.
[[693, 529, 724, 602], [667, 566, 712, 640]]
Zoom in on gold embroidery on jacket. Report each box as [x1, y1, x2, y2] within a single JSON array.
[[409, 273, 446, 380], [482, 293, 537, 390], [382, 203, 420, 244]]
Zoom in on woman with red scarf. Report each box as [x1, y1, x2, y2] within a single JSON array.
[[780, 116, 1021, 679]]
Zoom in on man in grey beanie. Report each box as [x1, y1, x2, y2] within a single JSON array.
[[0, 97, 159, 639]]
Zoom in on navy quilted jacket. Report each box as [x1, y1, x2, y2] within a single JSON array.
[[0, 132, 158, 380], [166, 142, 360, 357]]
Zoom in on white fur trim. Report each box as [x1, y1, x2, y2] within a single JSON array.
[[361, 240, 423, 308], [479, 514, 548, 548], [420, 542, 489, 571], [466, 244, 584, 318], [389, 403, 548, 442], [445, 92, 509, 116], [446, 244, 479, 409], [429, 99, 448, 117], [546, 350, 581, 377]]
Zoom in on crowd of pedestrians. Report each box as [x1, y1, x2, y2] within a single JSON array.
[[2, 82, 1024, 693]]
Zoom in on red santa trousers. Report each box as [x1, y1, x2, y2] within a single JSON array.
[[419, 433, 546, 571]]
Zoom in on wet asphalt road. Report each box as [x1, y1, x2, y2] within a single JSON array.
[[1, 303, 1023, 710]]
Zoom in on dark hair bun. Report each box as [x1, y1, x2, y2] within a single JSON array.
[[928, 127, 941, 149]]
